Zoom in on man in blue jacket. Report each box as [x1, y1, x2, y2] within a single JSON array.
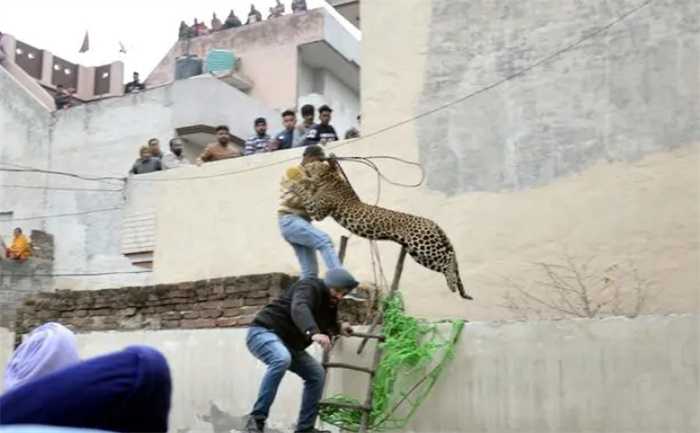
[[245, 268, 358, 433]]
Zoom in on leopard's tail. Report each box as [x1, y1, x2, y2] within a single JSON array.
[[445, 251, 473, 300]]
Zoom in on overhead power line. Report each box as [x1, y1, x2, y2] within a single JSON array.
[[0, 166, 125, 184], [2, 270, 152, 278], [7, 207, 122, 222], [0, 184, 124, 192]]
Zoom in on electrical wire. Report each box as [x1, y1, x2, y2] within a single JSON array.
[[0, 166, 125, 183], [2, 270, 152, 278], [0, 184, 124, 192], [7, 207, 122, 222]]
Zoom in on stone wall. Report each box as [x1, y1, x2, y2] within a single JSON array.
[[15, 273, 378, 340]]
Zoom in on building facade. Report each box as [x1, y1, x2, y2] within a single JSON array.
[[147, 8, 361, 136]]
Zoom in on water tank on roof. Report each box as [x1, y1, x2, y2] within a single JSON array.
[[175, 55, 203, 80], [206, 50, 237, 74]]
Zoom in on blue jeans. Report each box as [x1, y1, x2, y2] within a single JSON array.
[[247, 326, 325, 432], [279, 214, 342, 279]]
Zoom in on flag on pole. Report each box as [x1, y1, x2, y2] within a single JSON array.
[[79, 31, 89, 53]]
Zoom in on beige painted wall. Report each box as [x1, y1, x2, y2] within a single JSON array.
[[141, 0, 699, 321], [147, 138, 699, 321], [147, 11, 326, 112]]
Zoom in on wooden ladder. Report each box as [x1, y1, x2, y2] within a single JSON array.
[[319, 236, 408, 433]]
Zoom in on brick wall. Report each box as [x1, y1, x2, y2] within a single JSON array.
[[15, 273, 379, 338]]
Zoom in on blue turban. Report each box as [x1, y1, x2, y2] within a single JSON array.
[[0, 346, 171, 433], [0, 426, 110, 433]]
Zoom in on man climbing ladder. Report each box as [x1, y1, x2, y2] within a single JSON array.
[[244, 268, 360, 433]]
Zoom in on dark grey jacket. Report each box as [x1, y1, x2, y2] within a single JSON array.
[[252, 278, 340, 350], [130, 158, 162, 175]]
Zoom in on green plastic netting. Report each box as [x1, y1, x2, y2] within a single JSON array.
[[319, 294, 464, 432]]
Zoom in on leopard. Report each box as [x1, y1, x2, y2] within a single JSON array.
[[288, 161, 473, 300]]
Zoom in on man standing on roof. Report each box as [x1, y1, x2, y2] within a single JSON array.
[[302, 105, 338, 146]]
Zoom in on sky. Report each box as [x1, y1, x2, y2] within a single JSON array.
[[0, 0, 350, 81]]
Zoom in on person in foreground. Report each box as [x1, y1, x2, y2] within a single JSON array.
[[245, 268, 359, 433], [3, 322, 80, 392], [0, 346, 171, 433]]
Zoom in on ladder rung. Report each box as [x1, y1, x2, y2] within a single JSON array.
[[319, 400, 371, 411], [346, 332, 386, 342], [323, 362, 374, 374]]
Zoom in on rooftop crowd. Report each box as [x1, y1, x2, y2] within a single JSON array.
[[129, 103, 361, 175], [178, 0, 309, 39]]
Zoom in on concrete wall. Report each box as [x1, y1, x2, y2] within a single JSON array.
[[1, 33, 124, 105], [297, 68, 360, 137], [142, 139, 699, 321], [4, 314, 692, 432], [147, 9, 360, 118], [0, 68, 279, 291], [413, 0, 700, 194], [147, 11, 327, 112]]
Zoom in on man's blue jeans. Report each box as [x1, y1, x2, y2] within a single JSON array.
[[279, 214, 342, 279], [247, 326, 325, 432]]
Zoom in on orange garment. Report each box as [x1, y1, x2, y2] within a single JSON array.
[[8, 234, 31, 260]]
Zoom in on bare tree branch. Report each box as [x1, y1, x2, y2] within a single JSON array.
[[500, 256, 658, 320]]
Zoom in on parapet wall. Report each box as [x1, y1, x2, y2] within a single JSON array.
[[16, 273, 290, 336], [15, 273, 378, 339], [14, 313, 692, 433]]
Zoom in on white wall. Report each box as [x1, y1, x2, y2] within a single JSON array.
[[0, 327, 14, 392], [297, 68, 360, 138], [0, 69, 279, 290], [22, 314, 694, 433]]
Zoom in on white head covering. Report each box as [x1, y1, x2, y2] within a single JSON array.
[[4, 322, 80, 392]]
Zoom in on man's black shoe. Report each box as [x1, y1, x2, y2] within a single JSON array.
[[245, 414, 265, 433], [294, 428, 331, 433]]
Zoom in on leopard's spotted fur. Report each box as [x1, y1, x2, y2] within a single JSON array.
[[289, 161, 472, 300]]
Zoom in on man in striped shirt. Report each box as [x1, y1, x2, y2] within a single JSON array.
[[243, 117, 273, 156]]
